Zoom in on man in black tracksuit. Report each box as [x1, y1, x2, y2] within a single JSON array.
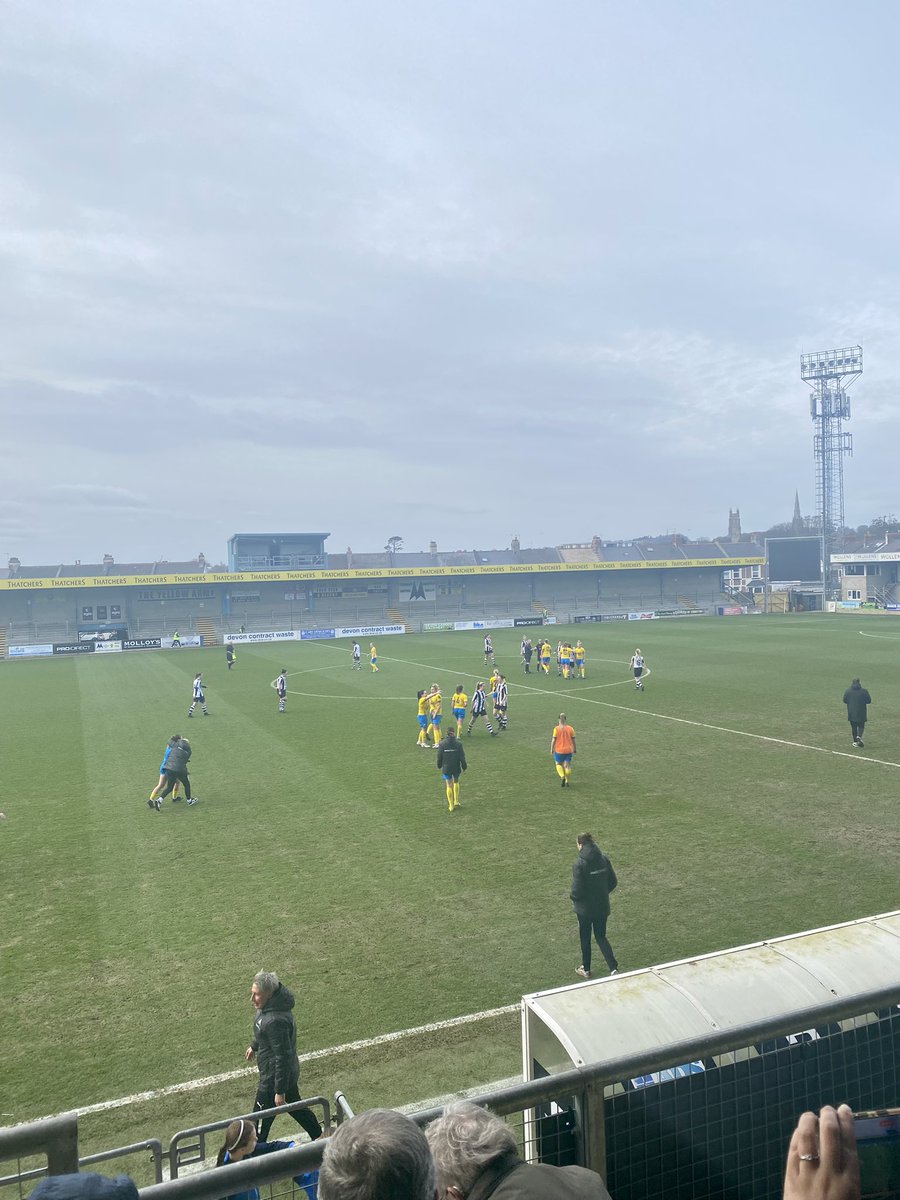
[[570, 833, 619, 979], [843, 678, 872, 748], [246, 971, 322, 1142]]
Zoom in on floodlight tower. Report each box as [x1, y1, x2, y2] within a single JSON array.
[[800, 345, 862, 594]]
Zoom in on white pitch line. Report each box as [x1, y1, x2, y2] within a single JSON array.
[[282, 642, 895, 767], [858, 630, 900, 641], [40, 1005, 518, 1122]]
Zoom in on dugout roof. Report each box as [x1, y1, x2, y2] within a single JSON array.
[[522, 911, 900, 1077]]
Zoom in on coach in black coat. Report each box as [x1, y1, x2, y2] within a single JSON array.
[[570, 834, 619, 979], [843, 678, 872, 747], [246, 972, 322, 1142]]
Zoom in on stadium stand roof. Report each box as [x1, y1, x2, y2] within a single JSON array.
[[600, 543, 644, 561], [517, 546, 563, 564], [2, 560, 212, 578], [637, 542, 688, 560], [685, 542, 726, 558], [558, 546, 601, 563], [722, 541, 763, 557]]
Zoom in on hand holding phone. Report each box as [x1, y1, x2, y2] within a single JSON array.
[[784, 1105, 860, 1200]]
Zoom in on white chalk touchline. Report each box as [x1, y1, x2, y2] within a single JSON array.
[[294, 643, 897, 766], [42, 1005, 518, 1122]]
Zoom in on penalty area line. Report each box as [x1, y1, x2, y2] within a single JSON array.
[[40, 1005, 518, 1122]]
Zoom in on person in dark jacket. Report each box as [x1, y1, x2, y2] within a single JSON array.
[[570, 833, 618, 979], [157, 736, 195, 804], [843, 678, 872, 747], [426, 1101, 611, 1200], [436, 729, 468, 812], [214, 1117, 318, 1200], [29, 1175, 138, 1200], [245, 971, 322, 1142]]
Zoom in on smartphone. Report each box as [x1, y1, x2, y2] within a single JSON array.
[[854, 1108, 900, 1199]]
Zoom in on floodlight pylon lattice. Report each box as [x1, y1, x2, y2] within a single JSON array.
[[800, 345, 862, 592]]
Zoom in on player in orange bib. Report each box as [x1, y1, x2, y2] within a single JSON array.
[[551, 714, 576, 788]]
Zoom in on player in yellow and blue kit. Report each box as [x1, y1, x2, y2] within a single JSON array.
[[451, 683, 468, 735], [574, 639, 586, 678], [370, 643, 379, 672], [428, 683, 443, 746], [416, 690, 431, 748]]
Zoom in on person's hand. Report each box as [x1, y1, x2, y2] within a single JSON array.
[[245, 1046, 255, 1061], [275, 1093, 285, 1106], [784, 1104, 860, 1200]]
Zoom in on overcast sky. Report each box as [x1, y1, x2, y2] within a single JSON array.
[[2, 1, 898, 565]]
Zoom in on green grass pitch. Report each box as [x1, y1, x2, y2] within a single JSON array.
[[2, 615, 898, 1152]]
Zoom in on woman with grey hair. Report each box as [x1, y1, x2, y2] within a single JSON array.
[[424, 1101, 610, 1199]]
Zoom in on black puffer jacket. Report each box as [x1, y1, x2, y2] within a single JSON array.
[[436, 734, 468, 777], [166, 738, 192, 772], [570, 843, 617, 918], [252, 984, 300, 1093], [843, 681, 872, 724]]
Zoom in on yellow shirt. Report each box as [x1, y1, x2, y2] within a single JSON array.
[[452, 691, 468, 710], [417, 694, 430, 717], [574, 643, 585, 660], [429, 690, 443, 715]]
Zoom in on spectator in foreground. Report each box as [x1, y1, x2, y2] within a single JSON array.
[[783, 1104, 859, 1200], [318, 1109, 436, 1200], [215, 1117, 317, 1200], [29, 1175, 138, 1200], [425, 1101, 611, 1199]]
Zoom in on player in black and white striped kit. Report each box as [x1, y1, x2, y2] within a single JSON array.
[[494, 674, 509, 730], [483, 634, 495, 667], [188, 672, 209, 716], [467, 682, 496, 736], [630, 649, 646, 690], [275, 668, 287, 713]]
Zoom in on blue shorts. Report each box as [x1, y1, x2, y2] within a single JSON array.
[[431, 714, 442, 727], [554, 753, 572, 765], [453, 708, 466, 720], [418, 715, 429, 729], [442, 772, 461, 782], [541, 656, 550, 664]]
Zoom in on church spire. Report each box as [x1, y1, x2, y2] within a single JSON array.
[[792, 491, 803, 533]]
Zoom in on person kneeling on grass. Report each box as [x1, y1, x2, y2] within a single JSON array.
[[436, 727, 467, 812], [215, 1118, 318, 1200]]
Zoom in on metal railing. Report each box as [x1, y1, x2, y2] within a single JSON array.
[[167, 1099, 331, 1179], [4, 989, 898, 1200]]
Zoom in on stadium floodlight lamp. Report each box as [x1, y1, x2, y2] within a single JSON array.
[[800, 345, 863, 383]]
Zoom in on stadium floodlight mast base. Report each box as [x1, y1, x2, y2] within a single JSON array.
[[800, 346, 862, 600]]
